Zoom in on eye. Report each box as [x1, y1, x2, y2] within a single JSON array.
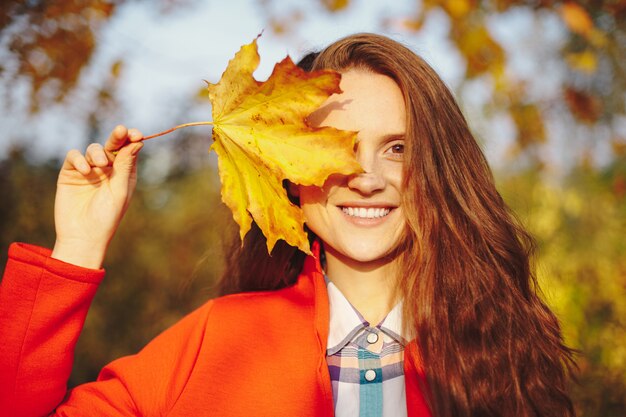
[[385, 141, 405, 160]]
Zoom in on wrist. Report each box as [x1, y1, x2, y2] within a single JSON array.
[[51, 238, 108, 269]]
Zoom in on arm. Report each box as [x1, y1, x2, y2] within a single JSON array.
[[0, 243, 104, 417], [0, 126, 144, 416], [0, 244, 215, 417]]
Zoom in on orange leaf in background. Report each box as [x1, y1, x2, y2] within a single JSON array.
[[560, 2, 594, 36], [564, 87, 602, 124], [207, 37, 361, 254], [321, 0, 350, 12]]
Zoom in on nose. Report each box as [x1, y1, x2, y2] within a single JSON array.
[[346, 146, 386, 194]]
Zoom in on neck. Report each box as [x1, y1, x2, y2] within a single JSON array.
[[323, 245, 399, 325]]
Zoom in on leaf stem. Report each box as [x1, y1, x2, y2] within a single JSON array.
[[142, 121, 214, 141]]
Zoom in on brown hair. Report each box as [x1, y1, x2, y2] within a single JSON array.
[[219, 33, 575, 417]]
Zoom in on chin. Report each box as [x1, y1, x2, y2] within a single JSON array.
[[331, 240, 401, 265]]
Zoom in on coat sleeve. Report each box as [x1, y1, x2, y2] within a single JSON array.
[[0, 243, 104, 417], [0, 243, 215, 417]]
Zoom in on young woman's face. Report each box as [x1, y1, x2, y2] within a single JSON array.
[[299, 69, 406, 265]]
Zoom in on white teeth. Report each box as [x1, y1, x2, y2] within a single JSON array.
[[341, 207, 391, 219]]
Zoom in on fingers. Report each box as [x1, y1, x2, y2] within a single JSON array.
[[62, 143, 120, 175], [63, 147, 110, 175], [104, 125, 143, 154], [85, 143, 109, 167], [62, 149, 92, 175], [61, 125, 144, 175], [113, 140, 144, 169], [104, 125, 127, 153]]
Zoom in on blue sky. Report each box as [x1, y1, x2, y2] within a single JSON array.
[[1, 0, 465, 160], [3, 0, 603, 172]]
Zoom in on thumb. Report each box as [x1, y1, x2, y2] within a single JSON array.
[[111, 141, 143, 182]]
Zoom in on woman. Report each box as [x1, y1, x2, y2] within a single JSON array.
[[0, 33, 575, 417]]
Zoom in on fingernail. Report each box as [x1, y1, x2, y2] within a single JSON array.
[[131, 143, 143, 155], [79, 161, 91, 173]]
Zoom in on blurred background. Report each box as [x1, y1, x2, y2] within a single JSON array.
[[0, 1, 624, 415]]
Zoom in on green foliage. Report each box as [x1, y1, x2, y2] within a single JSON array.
[[498, 161, 626, 417], [0, 149, 57, 253], [0, 148, 235, 384]]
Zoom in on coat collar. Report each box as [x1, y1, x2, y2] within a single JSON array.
[[300, 240, 330, 356]]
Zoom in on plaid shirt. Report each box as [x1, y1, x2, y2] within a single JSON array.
[[326, 280, 407, 417]]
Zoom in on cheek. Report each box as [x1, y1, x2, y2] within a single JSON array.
[[382, 163, 404, 191], [299, 174, 344, 207], [299, 185, 334, 238], [392, 170, 404, 190], [299, 185, 326, 206], [299, 186, 325, 225]]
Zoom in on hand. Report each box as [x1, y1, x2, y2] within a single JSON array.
[[51, 126, 144, 269]]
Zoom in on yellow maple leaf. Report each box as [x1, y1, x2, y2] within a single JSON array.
[[206, 38, 360, 254]]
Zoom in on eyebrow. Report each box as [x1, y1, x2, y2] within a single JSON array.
[[354, 133, 406, 146], [355, 133, 406, 143], [381, 133, 406, 141]]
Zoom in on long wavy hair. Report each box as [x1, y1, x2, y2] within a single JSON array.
[[219, 33, 575, 417]]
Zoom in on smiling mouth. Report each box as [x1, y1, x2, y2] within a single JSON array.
[[340, 206, 392, 219]]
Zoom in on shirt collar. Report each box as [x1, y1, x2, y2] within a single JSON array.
[[326, 279, 405, 355]]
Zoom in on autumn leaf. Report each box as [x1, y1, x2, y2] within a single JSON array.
[[510, 103, 546, 147], [142, 38, 360, 254], [441, 0, 472, 19], [564, 87, 603, 124], [566, 50, 598, 74], [559, 2, 594, 37], [454, 25, 505, 79], [206, 37, 360, 254], [321, 0, 350, 12]]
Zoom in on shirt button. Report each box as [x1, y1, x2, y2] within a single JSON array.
[[366, 332, 379, 344], [364, 369, 377, 382]]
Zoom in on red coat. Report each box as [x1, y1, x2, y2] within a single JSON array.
[[0, 243, 432, 417]]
